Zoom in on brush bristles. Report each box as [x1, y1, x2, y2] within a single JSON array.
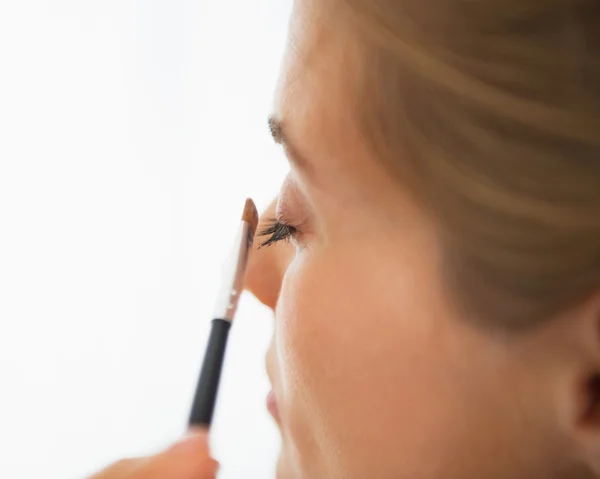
[[242, 198, 259, 240]]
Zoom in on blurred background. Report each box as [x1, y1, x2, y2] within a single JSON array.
[[0, 0, 292, 477]]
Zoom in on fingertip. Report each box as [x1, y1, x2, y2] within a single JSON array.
[[168, 429, 210, 455], [145, 432, 218, 478]]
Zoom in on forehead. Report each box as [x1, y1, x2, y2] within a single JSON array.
[[273, 2, 367, 172], [272, 2, 426, 230], [272, 1, 410, 215]]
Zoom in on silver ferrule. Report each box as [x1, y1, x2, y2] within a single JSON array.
[[213, 220, 251, 321]]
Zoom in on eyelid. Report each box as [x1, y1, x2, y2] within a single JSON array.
[[276, 176, 309, 227], [275, 205, 297, 227], [264, 174, 313, 248]]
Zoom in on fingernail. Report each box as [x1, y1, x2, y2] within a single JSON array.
[[169, 429, 208, 454]]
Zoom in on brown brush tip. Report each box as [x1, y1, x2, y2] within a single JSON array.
[[242, 198, 259, 239]]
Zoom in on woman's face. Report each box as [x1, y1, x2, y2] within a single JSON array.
[[245, 2, 576, 478]]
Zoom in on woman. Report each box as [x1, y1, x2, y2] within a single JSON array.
[[93, 0, 600, 477]]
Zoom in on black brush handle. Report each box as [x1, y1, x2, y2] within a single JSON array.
[[188, 318, 232, 427]]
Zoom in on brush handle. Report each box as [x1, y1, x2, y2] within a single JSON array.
[[188, 318, 232, 427]]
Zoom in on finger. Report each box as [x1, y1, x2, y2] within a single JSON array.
[[89, 430, 218, 479], [89, 458, 138, 478], [143, 429, 219, 478]]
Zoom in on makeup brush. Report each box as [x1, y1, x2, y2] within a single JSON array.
[[188, 198, 259, 427]]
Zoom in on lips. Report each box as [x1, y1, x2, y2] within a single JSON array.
[[267, 389, 281, 422], [265, 346, 281, 422]]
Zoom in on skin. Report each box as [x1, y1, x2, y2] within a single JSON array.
[[89, 430, 218, 479], [244, 1, 600, 478], [91, 1, 600, 478]]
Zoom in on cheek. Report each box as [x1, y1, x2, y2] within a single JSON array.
[[274, 243, 467, 476]]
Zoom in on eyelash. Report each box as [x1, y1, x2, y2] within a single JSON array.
[[258, 219, 298, 248]]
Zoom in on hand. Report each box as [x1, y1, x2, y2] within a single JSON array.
[[89, 429, 218, 479]]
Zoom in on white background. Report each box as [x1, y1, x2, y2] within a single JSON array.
[[0, 1, 292, 477]]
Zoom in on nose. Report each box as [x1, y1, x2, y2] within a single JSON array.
[[244, 198, 295, 311]]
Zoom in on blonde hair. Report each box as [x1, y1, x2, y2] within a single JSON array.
[[344, 0, 600, 329]]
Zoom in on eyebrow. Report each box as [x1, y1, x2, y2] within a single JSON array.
[[268, 116, 315, 179]]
